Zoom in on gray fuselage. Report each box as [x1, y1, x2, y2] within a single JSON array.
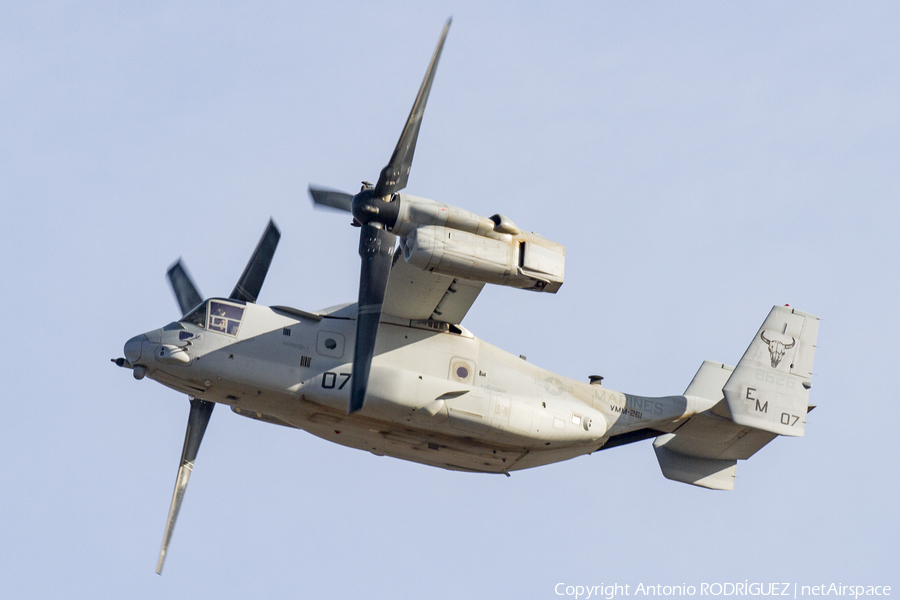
[[126, 299, 702, 474]]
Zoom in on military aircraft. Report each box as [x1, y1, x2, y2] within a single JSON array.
[[114, 19, 819, 574]]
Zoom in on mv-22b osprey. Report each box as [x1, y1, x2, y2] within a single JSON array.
[[114, 20, 819, 574]]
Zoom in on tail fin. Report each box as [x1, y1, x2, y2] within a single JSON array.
[[722, 305, 819, 437], [651, 306, 819, 490], [653, 361, 747, 491]]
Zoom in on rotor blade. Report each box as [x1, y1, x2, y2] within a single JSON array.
[[349, 225, 396, 413], [308, 186, 353, 212], [167, 260, 203, 317], [156, 398, 214, 575], [230, 219, 281, 303], [373, 18, 451, 199]]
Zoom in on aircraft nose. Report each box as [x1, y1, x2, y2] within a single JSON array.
[[124, 334, 148, 364]]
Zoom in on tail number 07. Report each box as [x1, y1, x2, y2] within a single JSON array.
[[322, 372, 351, 390], [780, 412, 801, 426]]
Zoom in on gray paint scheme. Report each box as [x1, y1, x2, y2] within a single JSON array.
[[121, 222, 818, 570], [119, 20, 820, 572], [124, 297, 817, 481]]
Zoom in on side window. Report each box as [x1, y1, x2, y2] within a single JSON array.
[[449, 357, 475, 384], [316, 332, 345, 358], [208, 301, 245, 336]]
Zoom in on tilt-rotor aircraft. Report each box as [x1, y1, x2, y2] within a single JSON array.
[[114, 20, 819, 574]]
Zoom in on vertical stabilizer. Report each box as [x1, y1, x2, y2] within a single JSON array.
[[722, 306, 819, 437]]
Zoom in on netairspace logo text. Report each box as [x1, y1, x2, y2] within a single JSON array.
[[553, 583, 892, 600]]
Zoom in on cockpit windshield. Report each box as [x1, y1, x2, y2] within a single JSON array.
[[182, 303, 207, 328], [180, 300, 245, 336]]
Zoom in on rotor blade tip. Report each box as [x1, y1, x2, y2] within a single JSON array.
[[308, 186, 354, 212]]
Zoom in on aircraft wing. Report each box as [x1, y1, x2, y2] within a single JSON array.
[[381, 248, 484, 324]]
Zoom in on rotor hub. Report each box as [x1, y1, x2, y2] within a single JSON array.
[[351, 189, 401, 231]]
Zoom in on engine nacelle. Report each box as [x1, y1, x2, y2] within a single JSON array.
[[402, 225, 564, 293]]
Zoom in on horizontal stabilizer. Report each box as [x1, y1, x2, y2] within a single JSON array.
[[653, 361, 778, 490], [723, 306, 819, 437], [653, 434, 737, 490]]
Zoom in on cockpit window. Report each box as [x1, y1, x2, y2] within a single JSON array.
[[208, 301, 244, 336], [182, 303, 207, 329]]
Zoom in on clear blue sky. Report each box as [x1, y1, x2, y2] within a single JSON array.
[[1, 2, 897, 598]]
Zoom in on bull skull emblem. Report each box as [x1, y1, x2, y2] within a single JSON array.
[[760, 331, 796, 368]]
